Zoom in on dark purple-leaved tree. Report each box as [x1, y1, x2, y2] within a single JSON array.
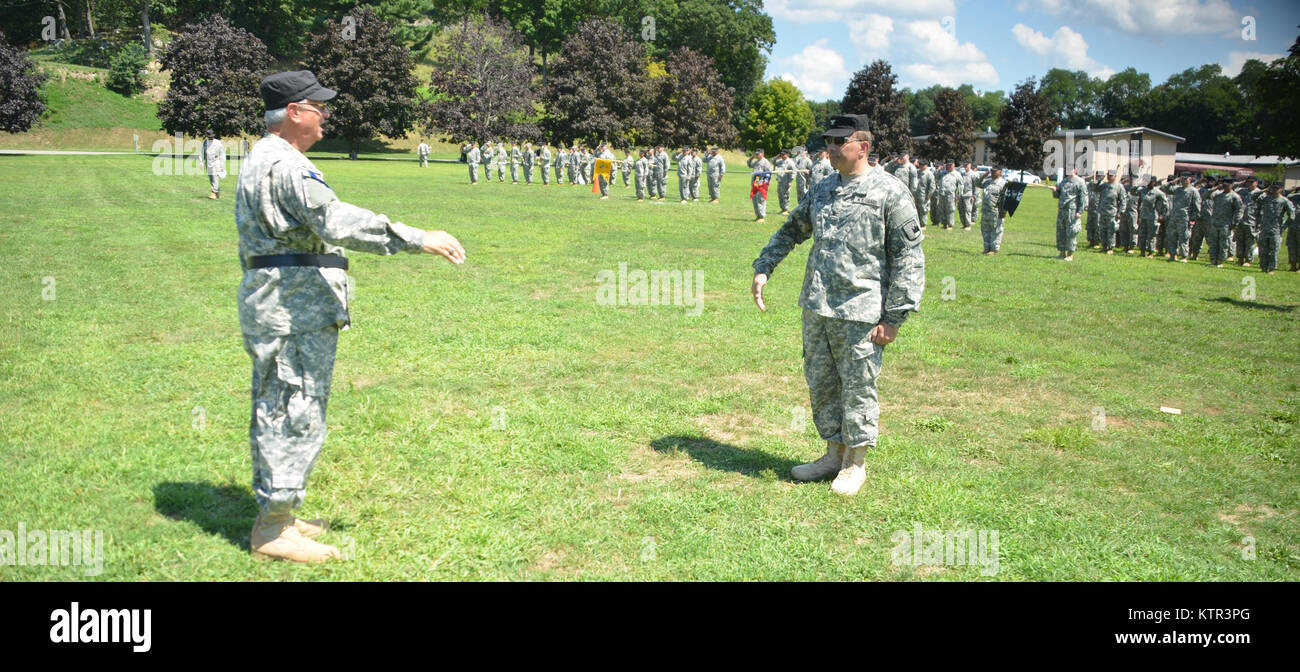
[[0, 31, 49, 134], [648, 46, 738, 149], [423, 14, 540, 143], [840, 60, 911, 155], [156, 15, 271, 138], [542, 17, 650, 148], [991, 78, 1055, 171], [304, 7, 421, 159]]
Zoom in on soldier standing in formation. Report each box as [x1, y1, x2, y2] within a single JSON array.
[[675, 147, 694, 203], [466, 142, 481, 184], [1138, 177, 1170, 257], [1050, 166, 1087, 261], [936, 161, 960, 230], [773, 149, 794, 214], [622, 151, 634, 188], [1234, 179, 1261, 266], [416, 138, 430, 168], [1256, 182, 1295, 273], [914, 159, 933, 227], [1095, 169, 1126, 254], [597, 144, 615, 199], [750, 114, 925, 497], [811, 149, 834, 187], [1206, 178, 1243, 267], [1166, 175, 1202, 262], [688, 149, 702, 201], [1085, 171, 1102, 248], [540, 144, 552, 186], [748, 148, 774, 223], [202, 130, 226, 200], [1119, 177, 1142, 253], [707, 147, 726, 202], [979, 168, 1006, 255], [236, 71, 466, 562], [794, 147, 812, 203], [635, 149, 650, 201], [557, 145, 568, 185]]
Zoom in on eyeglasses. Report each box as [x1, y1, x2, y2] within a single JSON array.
[[295, 101, 330, 118], [828, 136, 858, 146]]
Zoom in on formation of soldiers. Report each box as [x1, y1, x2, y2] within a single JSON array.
[[1066, 171, 1299, 273]]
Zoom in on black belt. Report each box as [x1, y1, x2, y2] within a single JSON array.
[[248, 254, 348, 270]]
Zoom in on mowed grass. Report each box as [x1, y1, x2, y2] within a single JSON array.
[[0, 156, 1297, 581]]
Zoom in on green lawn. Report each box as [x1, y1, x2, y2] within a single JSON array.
[[1, 156, 1296, 581]]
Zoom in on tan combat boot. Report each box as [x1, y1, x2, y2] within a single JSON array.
[[294, 517, 329, 538], [790, 441, 846, 481], [207, 192, 217, 200], [250, 512, 341, 562], [830, 445, 867, 496]]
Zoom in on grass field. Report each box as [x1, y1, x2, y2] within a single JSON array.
[[1, 155, 1297, 581]]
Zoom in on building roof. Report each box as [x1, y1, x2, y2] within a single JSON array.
[[1175, 152, 1300, 167]]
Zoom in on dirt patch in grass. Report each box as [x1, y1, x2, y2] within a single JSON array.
[[695, 411, 767, 443]]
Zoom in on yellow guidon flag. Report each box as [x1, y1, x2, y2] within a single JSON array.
[[592, 158, 614, 193]]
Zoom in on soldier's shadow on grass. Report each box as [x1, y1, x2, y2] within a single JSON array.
[[152, 482, 259, 549], [650, 435, 799, 480], [1205, 296, 1296, 312]]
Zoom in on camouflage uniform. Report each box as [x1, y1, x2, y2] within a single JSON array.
[[655, 149, 670, 198], [1256, 192, 1295, 272], [675, 150, 693, 202], [748, 155, 774, 220], [707, 152, 726, 200], [540, 146, 551, 185], [597, 147, 615, 197], [979, 175, 1006, 253], [689, 152, 702, 200], [1290, 192, 1300, 269], [1085, 176, 1101, 246], [556, 148, 568, 184], [753, 169, 925, 451], [1190, 183, 1214, 258], [1095, 179, 1126, 251], [1235, 185, 1261, 264], [935, 169, 960, 229], [794, 150, 812, 202], [1054, 174, 1087, 254], [622, 155, 633, 187], [494, 144, 508, 182], [1207, 189, 1243, 265], [1120, 184, 1141, 251], [1138, 185, 1170, 255], [810, 156, 834, 187], [773, 155, 794, 212], [915, 166, 934, 226], [1166, 184, 1202, 259], [957, 169, 975, 229], [466, 145, 481, 184], [203, 137, 227, 196], [236, 133, 425, 515], [635, 154, 650, 200]]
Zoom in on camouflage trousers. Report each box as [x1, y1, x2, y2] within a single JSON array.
[[1235, 224, 1256, 263], [1288, 228, 1300, 267], [541, 164, 550, 185], [209, 174, 221, 194], [708, 175, 722, 200], [914, 195, 929, 227], [467, 162, 478, 183], [935, 195, 956, 228], [599, 174, 610, 197], [495, 163, 506, 182], [957, 196, 972, 228], [244, 327, 338, 515], [752, 193, 767, 219], [1166, 219, 1192, 258], [1097, 212, 1118, 249], [796, 178, 808, 202], [777, 179, 791, 212], [1258, 232, 1282, 271], [980, 209, 1003, 252], [1055, 210, 1081, 253], [1207, 224, 1232, 264], [636, 175, 647, 200], [1189, 219, 1208, 258], [690, 176, 700, 200], [1138, 217, 1160, 253], [802, 309, 883, 449], [1086, 208, 1098, 244], [679, 175, 691, 201], [1119, 212, 1139, 249], [524, 164, 533, 184], [622, 168, 630, 187]]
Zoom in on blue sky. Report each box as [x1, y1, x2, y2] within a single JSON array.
[[761, 0, 1300, 100]]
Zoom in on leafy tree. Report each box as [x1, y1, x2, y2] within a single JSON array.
[[107, 41, 148, 96], [1144, 64, 1248, 152], [1252, 29, 1300, 158], [497, 0, 596, 81], [0, 30, 49, 133], [991, 78, 1054, 171], [542, 16, 650, 148], [647, 46, 737, 149], [902, 85, 941, 137], [740, 78, 813, 155], [840, 59, 910, 155], [919, 87, 974, 163], [157, 14, 271, 138], [1096, 67, 1149, 127], [803, 98, 840, 151], [1039, 68, 1101, 128], [423, 14, 540, 143], [958, 84, 1004, 132], [305, 7, 421, 159]]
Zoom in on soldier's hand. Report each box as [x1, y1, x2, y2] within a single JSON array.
[[423, 230, 466, 264], [870, 323, 899, 346], [752, 273, 768, 312]]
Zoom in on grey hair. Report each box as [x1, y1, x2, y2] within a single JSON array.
[[264, 107, 288, 128]]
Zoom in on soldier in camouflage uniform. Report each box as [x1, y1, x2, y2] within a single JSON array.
[[957, 163, 976, 230], [597, 144, 615, 199], [675, 147, 694, 203], [539, 144, 552, 186], [773, 149, 794, 214], [750, 114, 924, 497], [1206, 179, 1243, 267], [979, 168, 1006, 254], [237, 71, 466, 562], [1085, 172, 1102, 248], [794, 147, 812, 203], [1235, 179, 1261, 266], [556, 146, 568, 185], [522, 143, 534, 184], [936, 161, 960, 230], [1096, 170, 1126, 253], [894, 154, 917, 202], [1256, 182, 1295, 273], [655, 146, 670, 200], [1290, 188, 1300, 271], [748, 149, 774, 222], [494, 142, 508, 182], [634, 149, 650, 201], [1190, 177, 1214, 260], [1050, 166, 1087, 260], [706, 147, 726, 202], [1138, 177, 1170, 257], [1119, 178, 1142, 253], [810, 149, 833, 187], [466, 142, 481, 184], [914, 159, 933, 227], [622, 152, 634, 188], [1166, 176, 1202, 262], [689, 149, 702, 201]]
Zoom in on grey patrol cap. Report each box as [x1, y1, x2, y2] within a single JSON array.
[[260, 70, 337, 110]]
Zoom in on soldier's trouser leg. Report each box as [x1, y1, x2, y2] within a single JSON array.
[[244, 327, 338, 516], [753, 194, 766, 219], [636, 178, 646, 200], [210, 174, 220, 193], [1236, 225, 1255, 263], [525, 166, 533, 184], [981, 215, 1002, 252], [1287, 229, 1300, 268], [541, 166, 549, 185], [1167, 222, 1190, 258], [680, 177, 689, 201], [1156, 221, 1167, 253], [779, 182, 790, 212], [510, 164, 518, 182], [1085, 213, 1095, 244], [554, 165, 562, 184], [1258, 233, 1280, 271], [797, 181, 807, 203], [623, 171, 630, 187], [468, 164, 478, 183], [1139, 219, 1156, 253], [1056, 212, 1080, 253], [802, 309, 882, 450], [915, 197, 928, 227], [1189, 220, 1206, 257], [599, 175, 609, 196], [958, 199, 972, 228], [708, 176, 720, 200], [1099, 216, 1116, 249]]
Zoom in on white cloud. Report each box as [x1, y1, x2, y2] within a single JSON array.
[[1221, 50, 1285, 76], [1030, 0, 1241, 36], [894, 20, 1000, 87], [847, 14, 894, 62], [1012, 24, 1115, 79], [768, 0, 955, 23], [779, 39, 851, 99]]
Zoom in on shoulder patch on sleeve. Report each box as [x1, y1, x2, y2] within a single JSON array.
[[302, 170, 335, 209], [904, 221, 923, 242]]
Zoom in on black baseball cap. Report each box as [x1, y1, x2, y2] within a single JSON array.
[[822, 114, 870, 138], [260, 70, 337, 110]]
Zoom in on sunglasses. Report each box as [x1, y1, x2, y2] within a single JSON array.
[[827, 136, 858, 146]]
